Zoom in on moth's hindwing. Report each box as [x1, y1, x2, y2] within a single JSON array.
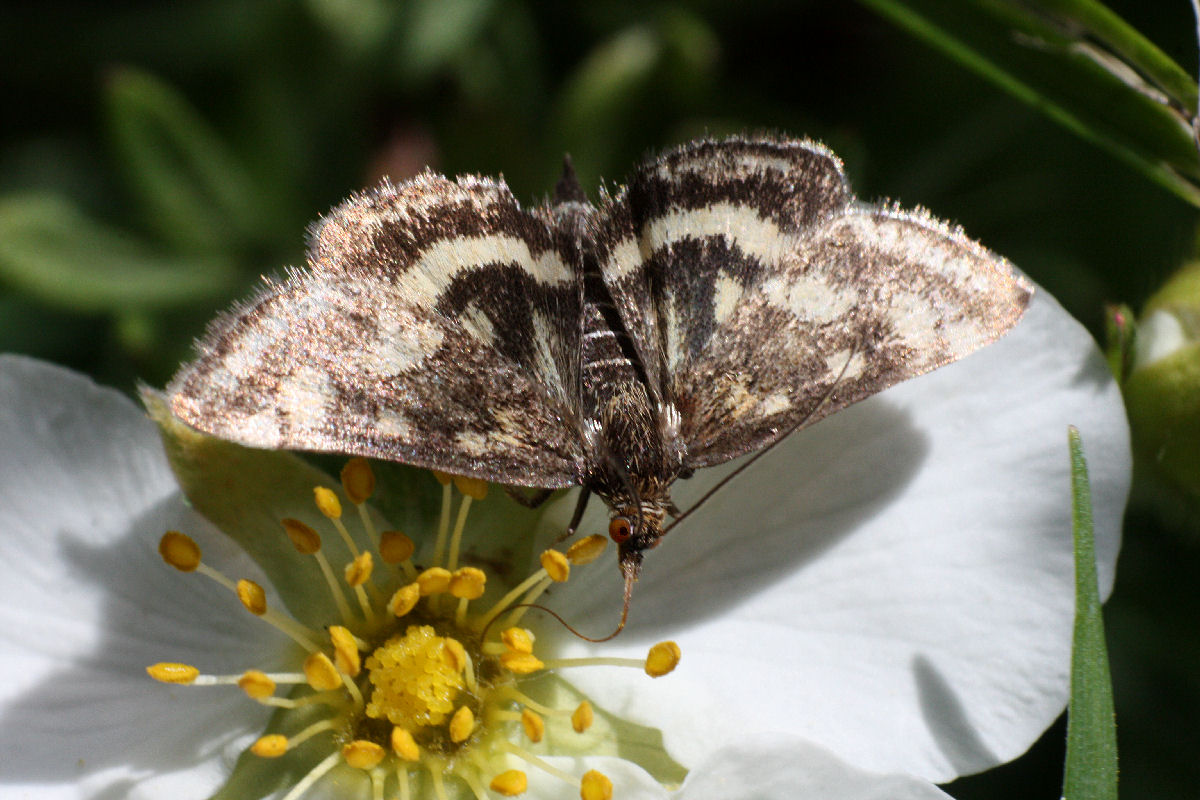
[[596, 137, 1034, 470], [169, 172, 586, 487]]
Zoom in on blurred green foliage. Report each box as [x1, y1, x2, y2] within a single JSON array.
[[3, 1, 1199, 798]]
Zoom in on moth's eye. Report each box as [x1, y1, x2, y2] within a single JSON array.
[[608, 517, 633, 544]]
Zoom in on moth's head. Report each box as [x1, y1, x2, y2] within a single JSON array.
[[608, 506, 665, 564]]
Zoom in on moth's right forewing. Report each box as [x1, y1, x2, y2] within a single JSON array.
[[169, 173, 588, 488]]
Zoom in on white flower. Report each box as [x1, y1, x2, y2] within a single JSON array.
[[0, 288, 1127, 799]]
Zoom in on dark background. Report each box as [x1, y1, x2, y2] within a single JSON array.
[[2, 2, 1197, 797]]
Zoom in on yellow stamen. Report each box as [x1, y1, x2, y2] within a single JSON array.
[[442, 638, 468, 673], [490, 770, 528, 796], [500, 651, 544, 674], [539, 550, 570, 582], [580, 770, 613, 800], [417, 566, 452, 595], [158, 531, 201, 571], [379, 530, 415, 564], [236, 579, 267, 615], [645, 641, 682, 677], [330, 625, 362, 677], [345, 552, 374, 587], [146, 662, 198, 684], [501, 627, 534, 654], [432, 470, 453, 486], [453, 476, 488, 500], [391, 727, 421, 761], [341, 458, 375, 504], [571, 701, 594, 733], [282, 518, 321, 554], [566, 534, 607, 565], [449, 705, 475, 743], [388, 583, 421, 617], [449, 567, 486, 599], [251, 734, 289, 758], [303, 651, 342, 691], [313, 486, 343, 520], [521, 708, 545, 742], [238, 670, 276, 698], [343, 740, 386, 770]]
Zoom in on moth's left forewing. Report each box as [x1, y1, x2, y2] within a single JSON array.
[[676, 202, 1033, 469]]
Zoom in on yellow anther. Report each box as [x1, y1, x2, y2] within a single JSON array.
[[303, 651, 342, 691], [238, 670, 276, 699], [388, 583, 421, 617], [251, 734, 288, 758], [449, 705, 475, 743], [281, 518, 321, 554], [539, 549, 570, 582], [340, 458, 376, 504], [580, 770, 613, 800], [416, 566, 452, 595], [566, 534, 608, 565], [313, 486, 343, 519], [442, 638, 468, 673], [500, 627, 534, 654], [344, 551, 373, 587], [236, 579, 267, 615], [490, 770, 528, 796], [146, 662, 199, 684], [158, 531, 201, 571], [379, 530, 415, 564], [571, 701, 594, 733], [342, 740, 386, 770], [645, 641, 682, 677], [453, 475, 488, 500], [432, 470, 453, 486], [330, 626, 361, 677], [391, 727, 420, 761], [449, 567, 486, 599], [500, 651, 544, 674], [520, 708, 545, 742]]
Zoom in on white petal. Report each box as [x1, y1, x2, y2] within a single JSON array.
[[679, 736, 952, 799], [0, 356, 291, 799], [546, 289, 1129, 781]]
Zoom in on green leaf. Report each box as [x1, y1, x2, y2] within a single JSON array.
[[860, 0, 1200, 208], [0, 192, 236, 311], [1063, 426, 1119, 800], [105, 67, 264, 251]]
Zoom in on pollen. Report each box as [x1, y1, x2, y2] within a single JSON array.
[[501, 651, 544, 674], [520, 708, 544, 742], [452, 475, 488, 500], [329, 626, 361, 677], [501, 627, 534, 654], [379, 530, 415, 563], [449, 566, 486, 599], [416, 566, 452, 595], [238, 670, 276, 698], [342, 740, 386, 770], [571, 701, 594, 733], [340, 458, 376, 504], [449, 705, 475, 742], [581, 770, 613, 800], [490, 769, 528, 796], [566, 534, 608, 565], [158, 531, 201, 571], [304, 651, 342, 691], [236, 579, 267, 615], [281, 518, 321, 553], [251, 734, 288, 758], [344, 552, 373, 587], [146, 662, 199, 684], [645, 641, 682, 677], [540, 549, 570, 582], [313, 486, 343, 519], [391, 727, 420, 761], [388, 583, 421, 617], [364, 625, 464, 727]]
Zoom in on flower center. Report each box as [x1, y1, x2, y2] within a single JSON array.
[[147, 459, 681, 800]]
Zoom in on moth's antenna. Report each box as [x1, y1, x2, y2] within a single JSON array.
[[662, 340, 862, 536]]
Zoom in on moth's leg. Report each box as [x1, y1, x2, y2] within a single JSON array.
[[554, 488, 592, 542], [503, 486, 555, 509]]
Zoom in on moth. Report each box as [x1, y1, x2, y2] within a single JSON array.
[[170, 135, 1032, 634]]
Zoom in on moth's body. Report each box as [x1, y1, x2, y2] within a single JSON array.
[[169, 135, 1033, 622]]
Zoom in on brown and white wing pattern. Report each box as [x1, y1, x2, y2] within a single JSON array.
[[595, 136, 1033, 471], [169, 172, 587, 487]]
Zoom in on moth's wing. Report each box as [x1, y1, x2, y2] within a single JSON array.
[[596, 136, 1033, 470], [169, 173, 586, 488]]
